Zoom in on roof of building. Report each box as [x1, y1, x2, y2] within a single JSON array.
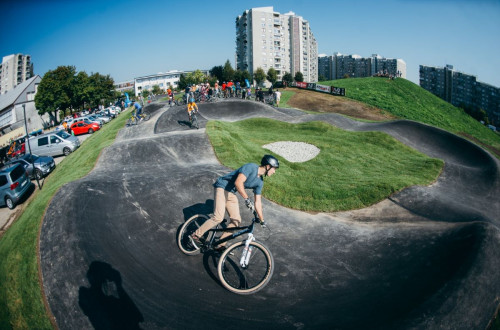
[[0, 75, 41, 112]]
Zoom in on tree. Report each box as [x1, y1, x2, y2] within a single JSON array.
[[73, 71, 91, 112], [178, 74, 188, 90], [189, 69, 207, 85], [210, 65, 224, 83], [234, 70, 251, 85], [88, 73, 114, 108], [152, 85, 162, 95], [318, 74, 327, 82], [282, 72, 293, 86], [294, 71, 304, 82], [35, 65, 77, 123], [253, 67, 266, 86], [222, 60, 235, 82], [266, 68, 278, 87]]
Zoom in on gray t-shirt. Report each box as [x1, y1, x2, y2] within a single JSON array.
[[214, 163, 263, 195]]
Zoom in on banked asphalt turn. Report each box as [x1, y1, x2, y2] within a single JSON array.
[[40, 99, 500, 329]]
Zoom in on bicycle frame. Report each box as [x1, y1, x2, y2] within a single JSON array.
[[203, 213, 259, 251]]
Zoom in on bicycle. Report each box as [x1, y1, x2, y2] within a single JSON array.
[[189, 110, 199, 129], [127, 111, 151, 126], [177, 206, 274, 295], [177, 97, 187, 106]]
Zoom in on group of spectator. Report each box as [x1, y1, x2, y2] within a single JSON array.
[[181, 81, 282, 107]]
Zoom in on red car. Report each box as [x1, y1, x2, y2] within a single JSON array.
[[70, 120, 100, 135]]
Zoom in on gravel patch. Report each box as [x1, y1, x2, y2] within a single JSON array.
[[263, 141, 320, 163]]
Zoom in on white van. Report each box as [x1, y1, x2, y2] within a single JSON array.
[[27, 130, 80, 157]]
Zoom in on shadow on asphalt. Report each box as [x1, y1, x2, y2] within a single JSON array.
[[78, 261, 144, 329]]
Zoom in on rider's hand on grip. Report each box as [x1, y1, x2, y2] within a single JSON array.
[[245, 198, 254, 210]]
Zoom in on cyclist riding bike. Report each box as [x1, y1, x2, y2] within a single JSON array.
[[191, 155, 279, 251], [132, 101, 143, 121], [187, 98, 198, 121]]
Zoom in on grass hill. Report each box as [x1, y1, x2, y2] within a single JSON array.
[[310, 77, 500, 157]]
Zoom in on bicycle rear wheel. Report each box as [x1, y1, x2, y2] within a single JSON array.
[[217, 241, 274, 294], [177, 214, 210, 255]]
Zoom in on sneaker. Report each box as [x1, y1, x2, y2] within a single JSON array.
[[190, 234, 203, 247]]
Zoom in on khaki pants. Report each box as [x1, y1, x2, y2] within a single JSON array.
[[195, 188, 241, 244]]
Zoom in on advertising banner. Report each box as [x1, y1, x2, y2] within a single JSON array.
[[295, 82, 307, 89], [315, 84, 331, 93], [306, 83, 316, 90], [331, 86, 346, 96]]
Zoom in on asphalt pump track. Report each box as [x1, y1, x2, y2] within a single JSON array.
[[40, 99, 500, 329]]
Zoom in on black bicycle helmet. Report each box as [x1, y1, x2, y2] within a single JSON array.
[[261, 155, 279, 168]]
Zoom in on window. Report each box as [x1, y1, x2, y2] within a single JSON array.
[[0, 175, 7, 187], [10, 165, 25, 181], [50, 136, 61, 144], [38, 137, 48, 147]]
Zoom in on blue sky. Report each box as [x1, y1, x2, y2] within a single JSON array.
[[2, 0, 499, 87]]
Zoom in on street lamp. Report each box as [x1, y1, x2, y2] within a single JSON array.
[[23, 104, 41, 189]]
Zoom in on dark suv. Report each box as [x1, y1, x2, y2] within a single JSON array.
[[0, 164, 33, 209]]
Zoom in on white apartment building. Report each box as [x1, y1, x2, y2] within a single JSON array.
[[236, 6, 318, 84], [0, 54, 33, 95]]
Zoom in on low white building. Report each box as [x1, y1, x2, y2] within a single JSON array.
[[0, 75, 51, 147], [132, 70, 210, 96]]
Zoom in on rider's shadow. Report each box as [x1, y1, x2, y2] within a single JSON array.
[[177, 120, 191, 128], [78, 261, 144, 329], [182, 200, 214, 220]]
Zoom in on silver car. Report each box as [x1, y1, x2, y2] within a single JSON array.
[[4, 154, 56, 180]]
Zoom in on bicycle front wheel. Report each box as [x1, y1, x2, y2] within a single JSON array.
[[217, 241, 274, 294], [177, 214, 210, 255], [192, 115, 199, 129], [143, 113, 151, 121]]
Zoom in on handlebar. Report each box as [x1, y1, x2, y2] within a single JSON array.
[[249, 206, 266, 227]]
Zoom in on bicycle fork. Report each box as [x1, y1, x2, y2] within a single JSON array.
[[240, 233, 255, 268]]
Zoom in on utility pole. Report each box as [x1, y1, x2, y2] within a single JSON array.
[[23, 104, 41, 189]]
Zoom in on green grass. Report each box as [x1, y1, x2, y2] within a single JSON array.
[[206, 118, 443, 212], [0, 109, 131, 330], [320, 77, 500, 154]]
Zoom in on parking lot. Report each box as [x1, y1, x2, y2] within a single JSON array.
[[0, 133, 91, 235]]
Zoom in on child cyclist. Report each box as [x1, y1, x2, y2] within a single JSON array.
[[187, 98, 198, 122]]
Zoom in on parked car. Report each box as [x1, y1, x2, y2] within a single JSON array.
[[82, 115, 104, 126], [99, 109, 116, 119], [27, 130, 80, 157], [104, 106, 121, 116], [3, 153, 55, 180], [70, 120, 100, 135], [0, 163, 33, 209], [94, 113, 112, 123]]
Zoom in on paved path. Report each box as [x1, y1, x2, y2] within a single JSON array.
[[39, 100, 500, 329]]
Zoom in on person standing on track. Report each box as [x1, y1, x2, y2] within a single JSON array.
[[274, 89, 281, 107], [191, 155, 280, 251]]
